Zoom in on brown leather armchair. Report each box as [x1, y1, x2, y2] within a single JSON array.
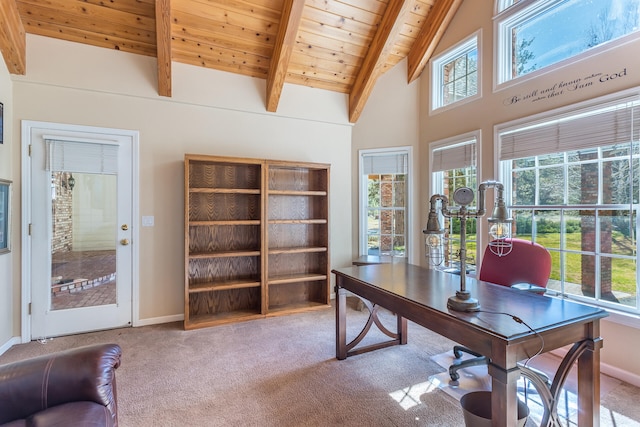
[[0, 343, 122, 427]]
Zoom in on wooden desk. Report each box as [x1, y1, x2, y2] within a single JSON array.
[[332, 263, 607, 427]]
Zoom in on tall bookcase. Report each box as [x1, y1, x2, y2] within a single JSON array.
[[184, 154, 330, 330], [265, 161, 330, 315]]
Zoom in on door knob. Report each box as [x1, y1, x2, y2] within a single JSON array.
[[121, 224, 129, 231], [120, 238, 130, 245]]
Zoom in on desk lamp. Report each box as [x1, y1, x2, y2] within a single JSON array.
[[423, 180, 513, 311]]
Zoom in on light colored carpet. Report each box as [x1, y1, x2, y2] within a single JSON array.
[[1, 299, 461, 426], [430, 350, 626, 426], [1, 298, 640, 427]]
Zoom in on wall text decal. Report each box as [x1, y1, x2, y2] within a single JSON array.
[[503, 68, 628, 106]]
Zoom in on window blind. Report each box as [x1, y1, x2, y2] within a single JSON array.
[[46, 139, 119, 174], [499, 96, 640, 161], [362, 152, 408, 175], [431, 138, 477, 172]]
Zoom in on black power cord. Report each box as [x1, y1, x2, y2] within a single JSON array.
[[458, 309, 551, 411], [468, 309, 545, 367]]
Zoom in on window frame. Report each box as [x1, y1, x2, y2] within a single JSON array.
[[358, 147, 412, 261], [495, 0, 517, 14], [494, 0, 640, 91], [495, 88, 640, 317], [430, 30, 482, 114], [429, 131, 482, 270]]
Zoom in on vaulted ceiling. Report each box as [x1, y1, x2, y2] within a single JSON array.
[[0, 0, 461, 122]]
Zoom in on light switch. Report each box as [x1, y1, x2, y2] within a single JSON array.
[[142, 216, 154, 227]]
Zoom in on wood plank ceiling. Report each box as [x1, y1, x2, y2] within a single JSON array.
[[0, 0, 462, 122]]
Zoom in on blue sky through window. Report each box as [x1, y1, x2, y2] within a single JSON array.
[[515, 0, 640, 76]]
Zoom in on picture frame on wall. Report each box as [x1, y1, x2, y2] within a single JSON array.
[[0, 179, 11, 254]]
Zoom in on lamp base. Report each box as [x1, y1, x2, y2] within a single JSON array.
[[447, 293, 480, 312]]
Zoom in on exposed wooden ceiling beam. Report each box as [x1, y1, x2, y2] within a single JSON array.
[[348, 0, 413, 123], [0, 0, 26, 75], [156, 0, 172, 97], [266, 0, 306, 112], [407, 0, 462, 83]]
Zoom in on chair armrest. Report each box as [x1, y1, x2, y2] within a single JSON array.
[[0, 343, 122, 425]]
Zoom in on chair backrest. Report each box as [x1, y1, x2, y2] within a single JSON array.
[[478, 238, 552, 288]]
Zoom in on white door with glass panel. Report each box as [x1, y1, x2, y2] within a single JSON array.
[[26, 123, 136, 339], [359, 148, 410, 259]]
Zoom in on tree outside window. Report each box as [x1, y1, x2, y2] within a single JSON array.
[[430, 135, 478, 270], [440, 168, 478, 269], [431, 32, 480, 111], [499, 96, 640, 314], [442, 48, 478, 106], [366, 174, 406, 257], [360, 149, 409, 259]]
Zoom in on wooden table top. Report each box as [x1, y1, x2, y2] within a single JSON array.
[[333, 263, 608, 343]]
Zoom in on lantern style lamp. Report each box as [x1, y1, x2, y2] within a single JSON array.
[[423, 180, 513, 312]]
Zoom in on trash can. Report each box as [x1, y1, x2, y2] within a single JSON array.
[[460, 391, 529, 427]]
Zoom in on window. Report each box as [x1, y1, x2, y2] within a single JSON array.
[[431, 32, 480, 111], [430, 133, 479, 270], [359, 148, 410, 258], [497, 93, 640, 314], [495, 0, 640, 85]]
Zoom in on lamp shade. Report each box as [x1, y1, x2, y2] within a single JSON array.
[[423, 230, 444, 266]]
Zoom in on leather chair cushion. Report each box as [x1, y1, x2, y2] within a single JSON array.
[[0, 402, 115, 427]]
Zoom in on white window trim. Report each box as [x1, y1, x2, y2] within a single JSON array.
[[358, 146, 413, 261], [429, 131, 483, 267], [494, 0, 515, 14], [493, 0, 640, 92], [430, 30, 482, 115]]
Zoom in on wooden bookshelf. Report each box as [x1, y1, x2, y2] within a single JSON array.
[[184, 155, 330, 330]]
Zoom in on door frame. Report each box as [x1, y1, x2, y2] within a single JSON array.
[[20, 120, 140, 343]]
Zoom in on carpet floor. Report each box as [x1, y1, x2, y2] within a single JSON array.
[[1, 298, 639, 427]]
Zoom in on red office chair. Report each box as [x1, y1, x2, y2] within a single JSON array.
[[478, 238, 552, 292], [449, 238, 552, 382]]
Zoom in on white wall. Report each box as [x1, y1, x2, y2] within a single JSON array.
[[351, 59, 421, 264], [9, 35, 352, 329], [420, 1, 640, 383], [0, 48, 16, 351]]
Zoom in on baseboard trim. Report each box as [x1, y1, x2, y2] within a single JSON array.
[[599, 362, 640, 388], [0, 336, 23, 357], [551, 347, 640, 389], [133, 313, 184, 327], [1, 315, 184, 356]]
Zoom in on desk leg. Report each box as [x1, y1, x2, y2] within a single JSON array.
[[521, 340, 590, 426], [335, 283, 407, 359], [578, 333, 603, 426], [398, 315, 407, 345], [489, 365, 521, 427], [336, 286, 348, 360]]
